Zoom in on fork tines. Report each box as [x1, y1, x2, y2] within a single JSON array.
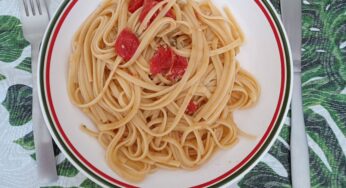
[[22, 0, 43, 16]]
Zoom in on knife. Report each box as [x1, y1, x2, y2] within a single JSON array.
[[280, 0, 311, 187]]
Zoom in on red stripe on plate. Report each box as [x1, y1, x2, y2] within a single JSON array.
[[44, 0, 287, 187]]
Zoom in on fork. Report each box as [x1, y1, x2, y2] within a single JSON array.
[[19, 0, 58, 183]]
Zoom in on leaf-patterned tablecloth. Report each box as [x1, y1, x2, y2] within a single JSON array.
[[0, 0, 345, 187]]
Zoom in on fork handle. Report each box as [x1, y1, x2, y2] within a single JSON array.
[[291, 71, 311, 188], [31, 42, 58, 183]]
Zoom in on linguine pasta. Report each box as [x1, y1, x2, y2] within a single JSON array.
[[68, 0, 260, 181]]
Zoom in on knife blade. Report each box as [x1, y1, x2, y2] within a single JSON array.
[[280, 0, 311, 187]]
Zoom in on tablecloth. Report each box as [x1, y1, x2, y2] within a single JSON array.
[[0, 0, 345, 187]]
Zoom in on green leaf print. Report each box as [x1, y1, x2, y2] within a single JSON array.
[[30, 153, 36, 160], [301, 1, 346, 186], [15, 57, 31, 72], [303, 90, 346, 134], [302, 0, 346, 92], [302, 1, 346, 187], [52, 141, 62, 156], [239, 162, 291, 188], [0, 74, 5, 81], [305, 109, 346, 187], [0, 15, 29, 63], [2, 84, 32, 126], [13, 131, 34, 150], [80, 179, 102, 188], [239, 124, 292, 188], [57, 159, 79, 177]]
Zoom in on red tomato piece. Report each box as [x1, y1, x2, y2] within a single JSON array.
[[139, 0, 176, 25], [186, 101, 198, 115], [115, 28, 140, 62], [150, 46, 174, 75], [139, 0, 159, 23], [166, 8, 176, 19], [128, 0, 144, 13], [167, 54, 188, 81], [156, 0, 176, 19]]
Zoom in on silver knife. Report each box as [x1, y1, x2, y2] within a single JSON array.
[[280, 0, 311, 187]]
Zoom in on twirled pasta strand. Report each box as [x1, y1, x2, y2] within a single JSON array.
[[68, 0, 260, 182]]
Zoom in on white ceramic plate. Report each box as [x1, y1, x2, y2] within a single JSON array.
[[38, 0, 292, 187]]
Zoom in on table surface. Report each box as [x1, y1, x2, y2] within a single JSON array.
[[0, 0, 345, 187]]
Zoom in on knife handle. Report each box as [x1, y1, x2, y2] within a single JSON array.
[[31, 42, 58, 183], [291, 71, 311, 188]]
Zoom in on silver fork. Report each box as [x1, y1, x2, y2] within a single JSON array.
[[20, 0, 58, 183]]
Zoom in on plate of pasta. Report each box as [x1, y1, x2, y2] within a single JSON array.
[[38, 0, 292, 187]]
